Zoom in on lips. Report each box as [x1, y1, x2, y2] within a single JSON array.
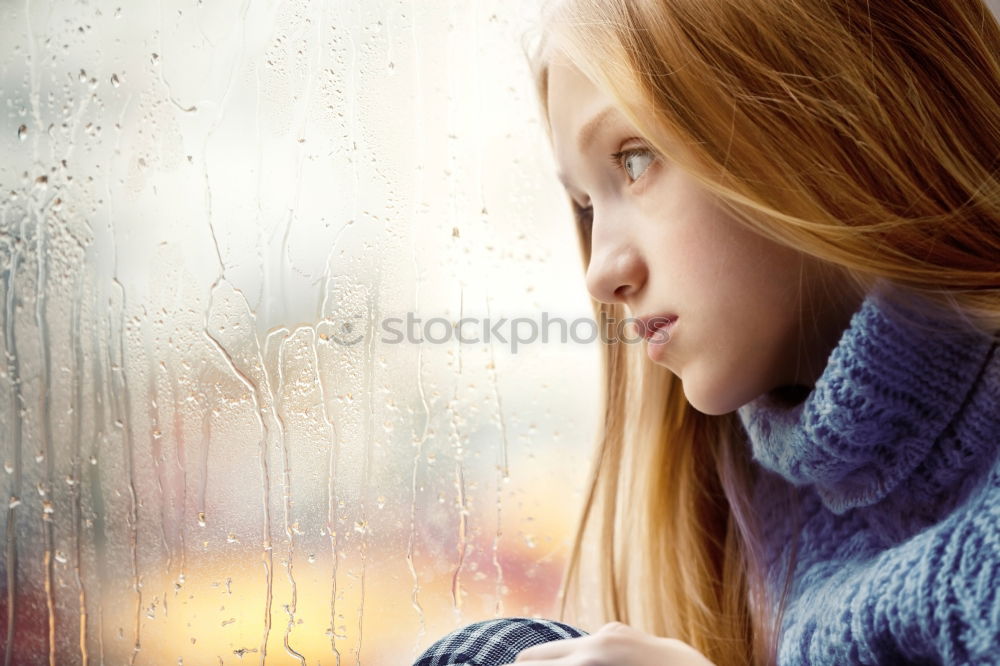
[[634, 313, 678, 340]]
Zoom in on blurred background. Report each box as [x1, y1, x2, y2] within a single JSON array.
[[0, 0, 604, 664]]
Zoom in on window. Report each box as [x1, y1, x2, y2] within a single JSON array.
[[0, 1, 599, 663]]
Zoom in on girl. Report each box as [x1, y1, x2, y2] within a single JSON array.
[[414, 0, 1000, 664]]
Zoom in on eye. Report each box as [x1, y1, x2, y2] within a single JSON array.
[[608, 147, 656, 183]]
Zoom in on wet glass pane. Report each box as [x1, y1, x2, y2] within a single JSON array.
[[0, 1, 600, 663]]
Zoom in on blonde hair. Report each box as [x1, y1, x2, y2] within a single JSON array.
[[523, 1, 1000, 664]]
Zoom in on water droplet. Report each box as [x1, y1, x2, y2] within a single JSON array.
[[8, 496, 21, 509], [151, 53, 160, 65], [54, 551, 68, 564], [42, 500, 54, 514], [197, 512, 207, 527], [376, 495, 386, 509], [78, 69, 87, 83], [17, 125, 27, 141], [307, 553, 316, 563], [110, 73, 120, 87], [353, 519, 367, 534], [3, 461, 13, 474], [226, 532, 238, 543]]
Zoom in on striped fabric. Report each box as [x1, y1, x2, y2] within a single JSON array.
[[412, 617, 589, 666]]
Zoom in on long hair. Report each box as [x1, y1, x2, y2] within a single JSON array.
[[522, 1, 1000, 664]]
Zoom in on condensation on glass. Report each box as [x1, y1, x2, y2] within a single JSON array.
[[0, 1, 600, 664]]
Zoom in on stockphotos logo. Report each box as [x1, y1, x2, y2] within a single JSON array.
[[323, 310, 673, 353]]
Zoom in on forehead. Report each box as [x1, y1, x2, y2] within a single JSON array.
[[546, 56, 623, 149], [545, 51, 605, 119], [545, 54, 631, 191]]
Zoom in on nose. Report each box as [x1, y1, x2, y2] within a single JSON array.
[[584, 234, 647, 305]]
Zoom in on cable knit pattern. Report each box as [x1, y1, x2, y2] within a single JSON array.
[[737, 285, 1000, 665]]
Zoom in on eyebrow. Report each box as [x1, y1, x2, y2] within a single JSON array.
[[556, 105, 621, 190]]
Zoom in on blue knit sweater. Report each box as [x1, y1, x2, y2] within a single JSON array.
[[736, 285, 1000, 665]]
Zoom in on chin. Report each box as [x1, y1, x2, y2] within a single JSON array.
[[681, 381, 743, 416], [683, 373, 805, 416]]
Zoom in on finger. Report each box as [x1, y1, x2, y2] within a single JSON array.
[[514, 636, 588, 661]]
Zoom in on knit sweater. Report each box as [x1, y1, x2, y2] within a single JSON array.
[[736, 285, 1000, 665]]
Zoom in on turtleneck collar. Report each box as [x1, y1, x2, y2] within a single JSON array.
[[736, 283, 998, 515]]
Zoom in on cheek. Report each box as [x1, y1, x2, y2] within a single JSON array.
[[643, 195, 747, 299], [654, 203, 804, 349], [687, 202, 803, 304], [639, 189, 810, 405], [638, 180, 804, 322]]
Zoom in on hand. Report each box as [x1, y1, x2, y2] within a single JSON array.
[[512, 621, 717, 666]]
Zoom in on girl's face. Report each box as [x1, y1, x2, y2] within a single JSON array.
[[545, 51, 864, 415]]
